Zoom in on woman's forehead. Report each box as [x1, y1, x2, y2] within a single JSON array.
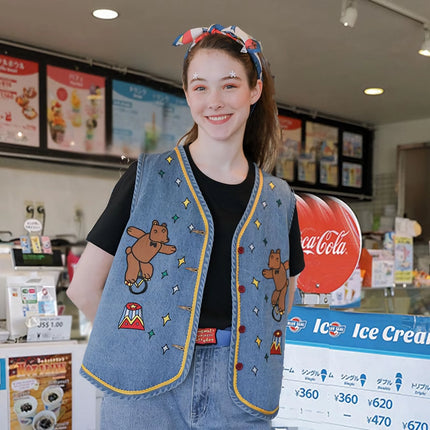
[[187, 49, 245, 77]]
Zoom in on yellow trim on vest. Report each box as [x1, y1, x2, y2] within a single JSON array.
[[232, 169, 279, 415], [82, 146, 210, 395]]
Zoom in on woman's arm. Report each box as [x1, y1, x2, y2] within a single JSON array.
[[287, 275, 298, 316], [66, 242, 114, 322]]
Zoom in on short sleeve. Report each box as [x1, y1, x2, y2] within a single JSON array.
[[86, 162, 137, 255], [289, 205, 305, 276]]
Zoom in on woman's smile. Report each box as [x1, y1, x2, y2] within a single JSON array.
[[206, 114, 232, 123]]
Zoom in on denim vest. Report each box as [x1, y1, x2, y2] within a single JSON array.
[[81, 145, 296, 420]]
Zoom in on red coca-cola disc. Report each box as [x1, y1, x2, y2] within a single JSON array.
[[296, 194, 361, 294]]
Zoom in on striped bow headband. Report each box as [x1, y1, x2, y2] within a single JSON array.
[[173, 24, 263, 81]]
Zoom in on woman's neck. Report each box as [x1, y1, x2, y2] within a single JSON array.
[[188, 139, 249, 185]]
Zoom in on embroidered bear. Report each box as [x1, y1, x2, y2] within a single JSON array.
[[125, 220, 176, 286], [262, 249, 289, 314]]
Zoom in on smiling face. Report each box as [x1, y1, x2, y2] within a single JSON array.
[[184, 49, 262, 145]]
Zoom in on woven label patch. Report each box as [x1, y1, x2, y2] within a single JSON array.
[[196, 328, 217, 344]]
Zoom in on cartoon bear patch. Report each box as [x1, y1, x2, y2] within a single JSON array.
[[125, 220, 176, 293], [262, 249, 289, 316]]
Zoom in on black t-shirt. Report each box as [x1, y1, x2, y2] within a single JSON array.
[[87, 146, 305, 329]]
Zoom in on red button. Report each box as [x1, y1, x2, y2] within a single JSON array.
[[238, 246, 245, 254], [236, 362, 243, 371], [238, 285, 246, 293], [239, 325, 246, 333]]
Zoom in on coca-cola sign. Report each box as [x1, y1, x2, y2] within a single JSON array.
[[296, 194, 361, 294], [302, 230, 350, 256]]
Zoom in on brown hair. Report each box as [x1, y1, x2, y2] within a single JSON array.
[[179, 33, 280, 172]]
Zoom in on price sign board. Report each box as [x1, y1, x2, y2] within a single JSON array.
[[273, 307, 430, 429], [27, 315, 72, 342]]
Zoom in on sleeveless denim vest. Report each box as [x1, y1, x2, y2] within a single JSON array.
[[81, 145, 296, 420]]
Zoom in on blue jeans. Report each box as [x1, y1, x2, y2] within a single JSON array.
[[100, 345, 272, 429]]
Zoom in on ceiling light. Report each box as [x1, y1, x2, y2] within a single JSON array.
[[340, 0, 358, 28], [364, 88, 384, 96], [92, 9, 119, 20], [418, 28, 430, 57]]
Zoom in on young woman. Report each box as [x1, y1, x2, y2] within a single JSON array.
[[67, 24, 304, 429]]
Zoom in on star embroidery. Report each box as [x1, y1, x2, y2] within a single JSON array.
[[183, 198, 191, 209], [254, 219, 261, 229], [262, 201, 268, 209], [172, 285, 180, 294], [249, 243, 255, 252], [175, 178, 182, 186], [255, 336, 262, 348], [148, 329, 155, 339], [269, 181, 275, 190], [178, 256, 186, 267], [252, 366, 258, 376], [162, 344, 169, 354], [188, 224, 195, 232], [172, 214, 179, 223], [263, 238, 268, 246], [253, 306, 259, 316], [162, 314, 171, 326], [252, 277, 259, 289], [265, 353, 269, 362], [276, 199, 282, 207], [264, 294, 269, 302], [161, 270, 168, 279], [158, 170, 165, 177], [166, 156, 173, 164]]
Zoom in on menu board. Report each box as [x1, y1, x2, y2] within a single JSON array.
[[342, 162, 363, 188], [303, 121, 339, 186], [111, 80, 193, 158], [0, 55, 39, 147], [343, 131, 363, 159], [46, 65, 106, 154], [273, 307, 430, 429], [9, 353, 72, 430]]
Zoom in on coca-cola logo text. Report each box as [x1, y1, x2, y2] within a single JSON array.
[[302, 230, 349, 256]]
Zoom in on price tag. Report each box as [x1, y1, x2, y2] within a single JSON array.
[[27, 315, 72, 342]]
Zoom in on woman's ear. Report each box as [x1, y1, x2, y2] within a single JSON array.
[[250, 79, 263, 105]]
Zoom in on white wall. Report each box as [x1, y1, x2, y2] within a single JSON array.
[[349, 116, 430, 234], [0, 157, 118, 241], [373, 117, 430, 175]]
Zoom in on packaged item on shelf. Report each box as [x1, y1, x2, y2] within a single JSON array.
[[359, 248, 394, 288], [30, 236, 42, 254], [19, 236, 32, 254], [41, 236, 53, 254]]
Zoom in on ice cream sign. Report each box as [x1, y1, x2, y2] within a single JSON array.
[[286, 307, 430, 356], [296, 194, 361, 294]]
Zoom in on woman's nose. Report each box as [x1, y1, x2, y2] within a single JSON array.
[[208, 90, 223, 110]]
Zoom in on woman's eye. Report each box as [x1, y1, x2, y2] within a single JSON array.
[[224, 84, 237, 90], [193, 86, 206, 92]]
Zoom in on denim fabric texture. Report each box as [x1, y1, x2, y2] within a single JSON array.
[[100, 345, 272, 429], [81, 145, 296, 420]]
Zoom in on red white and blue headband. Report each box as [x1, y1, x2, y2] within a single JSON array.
[[173, 24, 263, 81]]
